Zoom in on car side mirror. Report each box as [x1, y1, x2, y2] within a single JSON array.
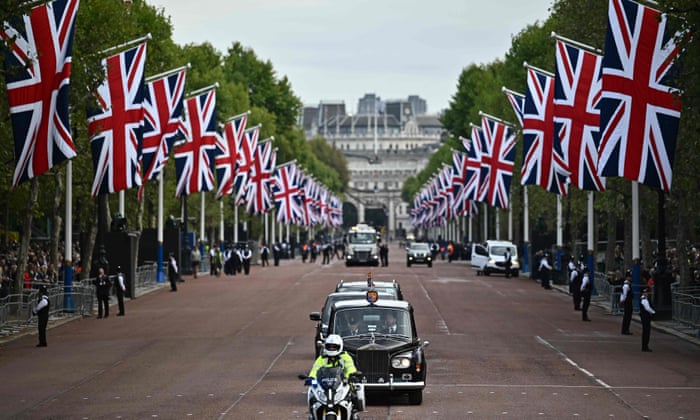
[[309, 312, 321, 321], [422, 340, 430, 348]]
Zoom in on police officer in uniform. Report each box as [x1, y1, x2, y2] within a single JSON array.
[[620, 271, 634, 335], [580, 267, 592, 321], [93, 267, 111, 318], [115, 265, 126, 316], [640, 287, 656, 352], [32, 285, 50, 347], [168, 252, 179, 292], [539, 253, 553, 289], [242, 245, 252, 275]]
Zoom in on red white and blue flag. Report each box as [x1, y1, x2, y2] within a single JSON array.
[[554, 39, 605, 191], [88, 42, 147, 197], [328, 195, 343, 228], [478, 115, 516, 209], [139, 69, 187, 198], [465, 126, 483, 202], [245, 139, 276, 215], [174, 89, 218, 196], [598, 0, 682, 192], [2, 0, 80, 187], [234, 125, 259, 205], [521, 66, 570, 196], [503, 87, 526, 127], [451, 149, 468, 216], [215, 112, 248, 199], [271, 161, 304, 225]]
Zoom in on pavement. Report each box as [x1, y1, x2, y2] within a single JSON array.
[[549, 281, 700, 347]]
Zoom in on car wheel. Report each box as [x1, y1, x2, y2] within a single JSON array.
[[513, 270, 519, 277], [407, 261, 411, 267], [427, 262, 432, 268], [408, 390, 423, 405], [484, 268, 490, 276]]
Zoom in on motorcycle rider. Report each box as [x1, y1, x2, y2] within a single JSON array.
[[306, 334, 360, 419]]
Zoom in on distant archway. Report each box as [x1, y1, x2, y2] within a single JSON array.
[[343, 202, 358, 228]]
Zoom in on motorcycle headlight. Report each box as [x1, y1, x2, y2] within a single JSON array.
[[315, 387, 328, 403], [391, 352, 413, 369]]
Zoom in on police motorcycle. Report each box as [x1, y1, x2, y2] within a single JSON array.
[[299, 367, 365, 420]]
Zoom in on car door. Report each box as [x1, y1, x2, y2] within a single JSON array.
[[471, 243, 488, 270]]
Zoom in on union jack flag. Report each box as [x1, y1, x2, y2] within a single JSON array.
[[300, 175, 319, 226], [234, 125, 259, 205], [451, 149, 468, 216], [522, 66, 570, 196], [271, 161, 304, 224], [139, 69, 187, 199], [478, 115, 516, 209], [88, 42, 147, 197], [503, 87, 526, 127], [467, 125, 484, 202], [438, 164, 453, 220], [245, 139, 276, 215], [598, 0, 682, 192], [2, 0, 79, 187], [328, 195, 343, 228], [554, 40, 605, 192], [215, 112, 248, 199], [174, 89, 218, 196]]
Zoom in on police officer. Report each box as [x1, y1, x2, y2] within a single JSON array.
[[115, 265, 126, 316], [93, 267, 111, 318], [640, 287, 656, 352], [306, 334, 360, 419], [168, 252, 179, 292], [620, 271, 634, 335], [580, 267, 592, 321], [539, 252, 553, 289], [504, 248, 512, 278], [242, 245, 252, 275], [32, 285, 50, 347], [570, 261, 582, 310]]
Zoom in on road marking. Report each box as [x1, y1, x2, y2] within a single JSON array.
[[217, 338, 294, 419], [417, 277, 450, 335]]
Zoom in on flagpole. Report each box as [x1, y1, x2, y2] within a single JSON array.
[[556, 195, 563, 273], [200, 192, 206, 259], [118, 191, 125, 219], [223, 110, 251, 123], [551, 32, 603, 55], [523, 186, 530, 274], [186, 82, 219, 98], [478, 111, 516, 128], [632, 182, 641, 312], [219, 200, 224, 251], [157, 170, 165, 282], [234, 206, 239, 244], [501, 86, 525, 100], [523, 61, 555, 78], [146, 63, 191, 83], [63, 160, 74, 311], [587, 191, 596, 295], [99, 33, 151, 56]]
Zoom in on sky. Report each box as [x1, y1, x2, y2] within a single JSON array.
[[150, 0, 554, 114]]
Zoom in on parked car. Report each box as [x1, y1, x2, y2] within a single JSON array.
[[471, 240, 519, 277]]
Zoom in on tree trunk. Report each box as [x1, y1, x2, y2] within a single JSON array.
[[15, 178, 39, 292]]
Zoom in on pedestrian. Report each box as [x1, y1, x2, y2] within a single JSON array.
[[380, 242, 389, 267], [580, 267, 591, 321], [322, 242, 331, 265], [190, 247, 201, 279], [301, 242, 309, 263], [539, 252, 553, 289], [640, 287, 656, 352], [620, 270, 634, 335], [260, 243, 270, 267], [242, 245, 252, 275], [168, 252, 179, 292], [115, 265, 126, 316], [32, 285, 50, 347], [504, 248, 512, 278], [209, 246, 217, 276], [93, 267, 111, 318]]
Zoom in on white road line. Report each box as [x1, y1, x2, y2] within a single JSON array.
[[417, 277, 451, 335], [218, 338, 294, 419]]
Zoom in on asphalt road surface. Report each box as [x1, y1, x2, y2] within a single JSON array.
[[1, 251, 699, 419]]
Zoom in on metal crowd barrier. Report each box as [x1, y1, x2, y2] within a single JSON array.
[[135, 262, 159, 289], [671, 285, 700, 330], [592, 271, 623, 315]]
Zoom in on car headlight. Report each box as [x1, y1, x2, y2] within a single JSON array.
[[488, 258, 495, 264], [427, 256, 432, 261], [391, 352, 413, 369]]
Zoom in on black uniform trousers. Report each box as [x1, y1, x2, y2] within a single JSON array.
[[621, 300, 633, 333]]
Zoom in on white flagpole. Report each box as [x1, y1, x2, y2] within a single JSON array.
[[632, 182, 641, 310], [483, 203, 488, 240], [271, 211, 276, 246], [200, 192, 205, 255], [98, 33, 152, 56], [234, 206, 239, 243], [63, 160, 75, 311], [219, 200, 224, 250], [157, 170, 165, 282], [495, 208, 501, 240], [557, 195, 564, 271], [587, 191, 596, 293], [523, 186, 530, 273], [118, 191, 125, 218], [508, 204, 513, 242]]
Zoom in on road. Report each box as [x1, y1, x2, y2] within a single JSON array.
[[1, 251, 699, 419]]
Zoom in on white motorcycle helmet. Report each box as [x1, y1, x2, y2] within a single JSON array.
[[323, 334, 343, 357]]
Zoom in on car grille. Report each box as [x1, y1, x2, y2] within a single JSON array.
[[356, 349, 389, 382], [495, 261, 506, 267], [354, 251, 370, 261]]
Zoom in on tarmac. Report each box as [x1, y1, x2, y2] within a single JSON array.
[[2, 270, 699, 348]]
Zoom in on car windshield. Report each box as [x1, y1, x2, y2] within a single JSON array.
[[332, 307, 412, 338], [410, 243, 430, 252], [492, 245, 516, 257], [347, 232, 375, 244]]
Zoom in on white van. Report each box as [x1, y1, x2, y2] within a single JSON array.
[[471, 240, 519, 277]]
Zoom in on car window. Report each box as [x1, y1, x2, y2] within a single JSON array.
[[332, 307, 413, 338], [475, 244, 487, 256], [410, 244, 430, 252]]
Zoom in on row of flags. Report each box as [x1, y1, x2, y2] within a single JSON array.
[[410, 0, 682, 228], [2, 0, 341, 227]]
